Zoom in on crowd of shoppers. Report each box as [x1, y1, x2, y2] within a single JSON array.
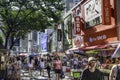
[[1, 52, 120, 80]]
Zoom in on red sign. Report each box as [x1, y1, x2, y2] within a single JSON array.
[[102, 0, 111, 25], [74, 16, 81, 35]]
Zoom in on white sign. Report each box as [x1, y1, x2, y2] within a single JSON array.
[[74, 36, 83, 47], [84, 0, 102, 21]]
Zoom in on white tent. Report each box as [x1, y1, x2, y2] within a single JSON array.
[[112, 43, 120, 58]]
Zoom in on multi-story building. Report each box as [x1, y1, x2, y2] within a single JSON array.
[[63, 0, 81, 14], [63, 0, 120, 57]]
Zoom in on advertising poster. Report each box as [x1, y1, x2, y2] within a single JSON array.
[[40, 33, 47, 52], [84, 0, 102, 28]]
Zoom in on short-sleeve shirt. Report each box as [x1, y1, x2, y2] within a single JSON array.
[[40, 61, 45, 69], [80, 68, 101, 80], [55, 60, 62, 70]]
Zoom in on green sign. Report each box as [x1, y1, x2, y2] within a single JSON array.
[[73, 72, 81, 78]]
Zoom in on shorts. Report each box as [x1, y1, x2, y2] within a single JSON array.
[[55, 69, 61, 74]]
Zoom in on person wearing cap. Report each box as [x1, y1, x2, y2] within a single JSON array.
[[80, 57, 102, 80]]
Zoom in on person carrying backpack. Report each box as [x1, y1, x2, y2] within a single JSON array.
[[109, 58, 120, 80]]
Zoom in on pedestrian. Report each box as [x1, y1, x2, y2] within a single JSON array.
[[28, 58, 34, 76], [40, 58, 45, 76], [80, 57, 102, 80], [73, 58, 78, 69], [11, 57, 17, 79], [16, 57, 22, 80], [46, 63, 51, 80], [34, 56, 39, 70], [109, 58, 120, 80], [54, 57, 62, 80]]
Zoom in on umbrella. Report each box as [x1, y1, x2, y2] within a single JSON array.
[[19, 53, 28, 56], [74, 50, 86, 56], [29, 54, 39, 57]]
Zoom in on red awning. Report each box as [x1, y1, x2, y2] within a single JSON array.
[[79, 45, 108, 51]]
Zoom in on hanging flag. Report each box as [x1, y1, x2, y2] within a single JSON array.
[[74, 16, 81, 35], [40, 33, 48, 52]]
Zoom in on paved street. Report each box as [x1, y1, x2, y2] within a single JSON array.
[[20, 69, 71, 80]]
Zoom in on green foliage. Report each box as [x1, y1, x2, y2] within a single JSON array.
[[0, 0, 64, 49], [0, 35, 3, 46]]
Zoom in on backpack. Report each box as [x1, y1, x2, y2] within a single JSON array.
[[116, 66, 120, 80], [60, 70, 65, 79]]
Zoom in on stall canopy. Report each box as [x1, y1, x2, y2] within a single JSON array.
[[66, 47, 79, 54], [112, 43, 120, 58], [74, 50, 86, 56], [19, 53, 28, 56], [79, 45, 109, 51]]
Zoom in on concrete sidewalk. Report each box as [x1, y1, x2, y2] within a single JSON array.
[[20, 69, 71, 80]]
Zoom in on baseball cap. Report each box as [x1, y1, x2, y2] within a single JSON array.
[[88, 57, 96, 63]]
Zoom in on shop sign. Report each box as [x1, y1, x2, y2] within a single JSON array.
[[68, 21, 72, 39], [57, 29, 62, 41], [72, 10, 76, 18], [89, 35, 107, 42], [102, 0, 111, 25], [74, 16, 81, 35], [72, 0, 83, 17], [72, 7, 81, 18], [84, 0, 102, 28], [74, 36, 83, 47]]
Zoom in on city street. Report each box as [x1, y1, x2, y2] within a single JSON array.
[[21, 69, 71, 80], [19, 69, 109, 80], [0, 0, 119, 80]]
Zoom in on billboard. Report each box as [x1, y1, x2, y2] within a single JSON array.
[[74, 16, 81, 35], [84, 0, 102, 28]]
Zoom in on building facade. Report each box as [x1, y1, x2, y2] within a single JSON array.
[[63, 0, 119, 56]]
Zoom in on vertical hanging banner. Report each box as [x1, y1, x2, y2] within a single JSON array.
[[57, 29, 62, 41], [102, 0, 111, 25], [74, 16, 81, 35], [40, 33, 48, 52]]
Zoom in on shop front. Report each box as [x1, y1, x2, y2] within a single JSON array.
[[82, 27, 118, 61]]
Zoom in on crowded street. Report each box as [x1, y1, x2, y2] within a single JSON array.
[[0, 0, 120, 80], [20, 69, 70, 80]]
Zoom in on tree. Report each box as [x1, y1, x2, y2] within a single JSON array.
[[0, 0, 64, 50], [0, 35, 3, 46]]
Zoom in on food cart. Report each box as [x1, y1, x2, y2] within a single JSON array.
[[70, 69, 82, 80]]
